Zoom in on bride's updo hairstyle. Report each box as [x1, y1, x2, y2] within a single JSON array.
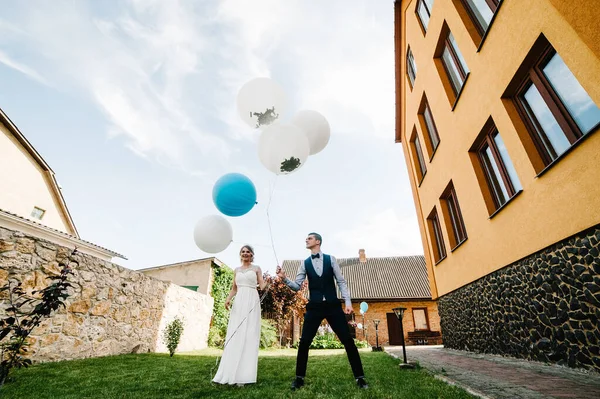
[[239, 245, 255, 263]]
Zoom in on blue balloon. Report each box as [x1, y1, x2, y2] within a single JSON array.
[[360, 302, 368, 313], [213, 173, 257, 217]]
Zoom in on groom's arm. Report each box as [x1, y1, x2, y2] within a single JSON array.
[[283, 263, 307, 292], [331, 256, 352, 308]]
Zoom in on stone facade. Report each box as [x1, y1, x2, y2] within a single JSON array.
[[0, 226, 213, 362], [438, 225, 600, 373]]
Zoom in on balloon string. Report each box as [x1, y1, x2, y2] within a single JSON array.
[[266, 175, 279, 266]]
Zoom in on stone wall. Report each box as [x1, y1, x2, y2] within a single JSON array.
[[438, 225, 600, 373], [0, 226, 213, 362], [155, 283, 213, 353]]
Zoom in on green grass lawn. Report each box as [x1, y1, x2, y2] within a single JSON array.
[[1, 349, 474, 399]]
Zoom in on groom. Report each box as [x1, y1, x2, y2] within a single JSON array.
[[276, 232, 368, 390]]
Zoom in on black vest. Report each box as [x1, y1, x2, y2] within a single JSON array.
[[305, 254, 338, 305]]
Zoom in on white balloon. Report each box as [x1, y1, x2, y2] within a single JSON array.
[[237, 78, 288, 129], [291, 110, 330, 155], [193, 215, 233, 254], [258, 123, 310, 175]]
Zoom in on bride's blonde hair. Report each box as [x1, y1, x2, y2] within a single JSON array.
[[239, 245, 255, 263]]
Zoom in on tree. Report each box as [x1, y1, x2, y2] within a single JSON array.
[[0, 249, 76, 387], [260, 276, 307, 346]]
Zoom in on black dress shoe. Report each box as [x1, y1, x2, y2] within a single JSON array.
[[356, 377, 369, 389], [291, 377, 305, 390]]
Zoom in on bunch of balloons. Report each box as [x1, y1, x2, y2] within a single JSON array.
[[193, 77, 330, 254]]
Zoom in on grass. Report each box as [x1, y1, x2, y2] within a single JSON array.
[[1, 349, 474, 399]]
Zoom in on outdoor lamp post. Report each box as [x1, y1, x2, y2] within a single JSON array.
[[372, 319, 382, 351], [392, 307, 414, 368]]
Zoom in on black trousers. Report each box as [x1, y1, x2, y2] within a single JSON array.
[[296, 303, 365, 378]]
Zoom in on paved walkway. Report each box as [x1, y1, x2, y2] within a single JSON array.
[[385, 346, 600, 399]]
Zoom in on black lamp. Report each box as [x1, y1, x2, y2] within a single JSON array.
[[372, 319, 382, 351], [392, 307, 414, 368]]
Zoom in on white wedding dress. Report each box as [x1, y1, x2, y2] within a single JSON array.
[[212, 266, 261, 385]]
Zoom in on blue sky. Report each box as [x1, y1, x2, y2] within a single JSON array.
[[0, 0, 422, 273]]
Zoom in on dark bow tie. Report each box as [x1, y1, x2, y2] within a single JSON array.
[[311, 253, 320, 259]]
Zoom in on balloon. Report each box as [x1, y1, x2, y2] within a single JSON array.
[[193, 215, 233, 253], [212, 173, 257, 217], [291, 110, 330, 155], [237, 78, 288, 129], [360, 302, 368, 313], [258, 123, 310, 175]]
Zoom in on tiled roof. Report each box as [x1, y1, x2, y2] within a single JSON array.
[[0, 208, 126, 259], [281, 255, 431, 300]]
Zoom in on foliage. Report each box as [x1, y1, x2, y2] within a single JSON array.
[[162, 318, 184, 357], [260, 276, 307, 346], [207, 326, 224, 348], [209, 265, 234, 347], [354, 339, 370, 348], [0, 249, 76, 387], [309, 332, 344, 349], [260, 319, 277, 349], [1, 352, 474, 399]]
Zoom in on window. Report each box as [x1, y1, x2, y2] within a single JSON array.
[[31, 207, 45, 220], [440, 183, 467, 249], [412, 308, 430, 331], [416, 0, 434, 33], [440, 32, 469, 97], [418, 95, 440, 158], [410, 129, 427, 183], [509, 37, 600, 168], [407, 47, 417, 87], [473, 120, 522, 211], [427, 207, 446, 263], [461, 0, 501, 36]]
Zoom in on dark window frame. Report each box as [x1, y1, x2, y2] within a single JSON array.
[[440, 183, 467, 250], [410, 129, 427, 184], [460, 0, 501, 37], [476, 124, 519, 210], [407, 47, 417, 88], [416, 0, 434, 34], [418, 96, 441, 159], [427, 207, 447, 264], [440, 32, 469, 97], [509, 39, 600, 168]]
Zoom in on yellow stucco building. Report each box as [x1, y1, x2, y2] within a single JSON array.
[[395, 0, 600, 371]]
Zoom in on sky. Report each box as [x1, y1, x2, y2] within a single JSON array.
[[0, 0, 423, 274]]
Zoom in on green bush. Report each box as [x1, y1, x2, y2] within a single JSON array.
[[162, 318, 184, 357], [208, 326, 225, 348], [354, 339, 369, 348], [310, 333, 344, 349], [260, 319, 277, 349]]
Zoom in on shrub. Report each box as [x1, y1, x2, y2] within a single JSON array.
[[208, 326, 225, 348], [1, 249, 75, 387], [162, 318, 184, 357], [310, 332, 343, 349], [260, 319, 277, 349], [354, 339, 369, 348]]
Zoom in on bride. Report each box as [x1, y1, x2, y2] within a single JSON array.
[[212, 245, 269, 385]]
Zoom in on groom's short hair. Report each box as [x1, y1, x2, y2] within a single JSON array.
[[308, 232, 322, 245]]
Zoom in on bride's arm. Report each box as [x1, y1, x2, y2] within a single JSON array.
[[224, 268, 238, 310], [256, 266, 269, 290]]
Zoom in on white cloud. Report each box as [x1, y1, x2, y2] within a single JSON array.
[[0, 49, 50, 86], [335, 207, 424, 257]]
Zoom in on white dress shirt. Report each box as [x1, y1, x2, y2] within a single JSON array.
[[284, 252, 352, 307]]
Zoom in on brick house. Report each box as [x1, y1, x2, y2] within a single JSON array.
[[280, 250, 442, 347]]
